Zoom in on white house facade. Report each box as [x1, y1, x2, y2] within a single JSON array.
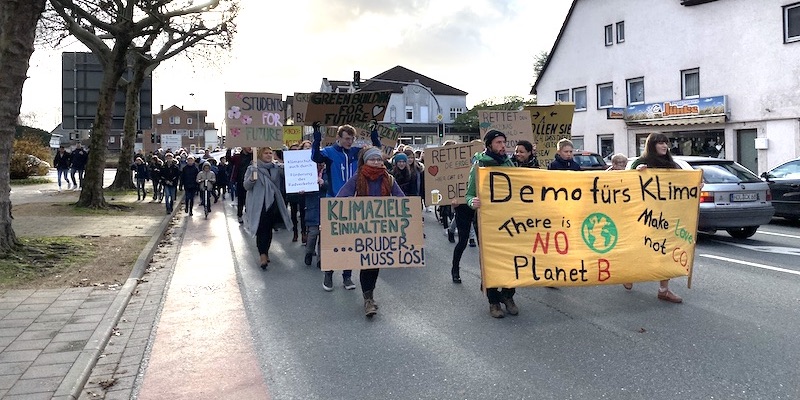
[[532, 0, 800, 174], [318, 66, 469, 147]]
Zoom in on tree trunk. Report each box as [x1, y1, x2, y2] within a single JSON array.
[[76, 40, 131, 208], [109, 55, 148, 190], [0, 0, 46, 253]]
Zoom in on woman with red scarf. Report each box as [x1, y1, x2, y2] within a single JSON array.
[[336, 146, 405, 317]]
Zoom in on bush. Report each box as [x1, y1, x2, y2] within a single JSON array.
[[12, 135, 52, 178]]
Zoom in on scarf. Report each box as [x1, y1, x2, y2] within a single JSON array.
[[356, 165, 392, 196], [485, 150, 508, 165]]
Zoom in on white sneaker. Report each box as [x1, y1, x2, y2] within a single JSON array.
[[58, 187, 62, 192]]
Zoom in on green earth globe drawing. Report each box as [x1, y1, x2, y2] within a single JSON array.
[[581, 213, 618, 254]]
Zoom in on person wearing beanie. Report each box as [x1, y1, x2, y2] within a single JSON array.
[[311, 121, 382, 292], [391, 152, 417, 196], [335, 146, 405, 318], [463, 130, 520, 319]]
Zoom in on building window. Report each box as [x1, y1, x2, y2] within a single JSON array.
[[604, 24, 613, 46], [556, 90, 570, 103], [188, 130, 194, 139], [682, 68, 700, 99], [449, 107, 464, 121], [784, 3, 800, 43], [390, 105, 397, 123], [626, 77, 645, 105], [156, 118, 162, 125], [171, 129, 177, 134], [616, 21, 625, 43], [597, 82, 614, 109], [572, 87, 587, 111], [169, 116, 180, 124], [187, 117, 193, 125], [108, 136, 115, 143], [405, 106, 414, 123]]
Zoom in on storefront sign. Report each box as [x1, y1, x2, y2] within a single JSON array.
[[607, 107, 625, 120], [624, 95, 726, 123]]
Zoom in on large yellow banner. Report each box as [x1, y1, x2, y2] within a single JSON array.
[[477, 168, 702, 288]]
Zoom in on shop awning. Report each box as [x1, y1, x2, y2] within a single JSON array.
[[629, 115, 726, 126]]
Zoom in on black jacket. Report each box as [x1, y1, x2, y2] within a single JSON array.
[[70, 149, 88, 170], [160, 162, 181, 187], [53, 151, 71, 170]]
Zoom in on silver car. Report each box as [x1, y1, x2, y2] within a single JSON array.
[[628, 156, 774, 239], [678, 156, 774, 238]]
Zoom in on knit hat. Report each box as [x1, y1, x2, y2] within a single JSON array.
[[363, 147, 383, 162], [393, 153, 408, 163], [484, 130, 507, 148]]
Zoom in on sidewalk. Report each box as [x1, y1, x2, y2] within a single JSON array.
[[0, 185, 179, 399]]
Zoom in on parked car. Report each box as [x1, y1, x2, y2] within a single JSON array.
[[572, 151, 607, 170], [627, 156, 774, 238], [761, 157, 800, 222]]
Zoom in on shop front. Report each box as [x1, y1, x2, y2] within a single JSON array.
[[624, 95, 728, 157]]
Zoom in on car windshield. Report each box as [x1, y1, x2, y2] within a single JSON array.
[[767, 160, 800, 178], [690, 162, 761, 184], [573, 154, 605, 168]]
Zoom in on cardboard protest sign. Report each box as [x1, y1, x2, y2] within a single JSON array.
[[424, 141, 485, 205], [282, 149, 317, 193], [225, 92, 284, 148], [321, 196, 425, 270], [318, 123, 399, 156], [477, 110, 535, 154], [476, 168, 702, 288], [304, 91, 391, 126], [524, 104, 575, 168], [283, 126, 303, 147], [292, 92, 310, 125]]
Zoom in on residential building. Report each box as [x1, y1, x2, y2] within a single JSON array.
[[532, 0, 800, 174], [318, 66, 470, 146], [145, 105, 218, 154]]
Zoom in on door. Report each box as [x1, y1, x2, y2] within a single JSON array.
[[737, 129, 757, 173]]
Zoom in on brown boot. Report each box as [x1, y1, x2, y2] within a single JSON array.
[[363, 290, 378, 317], [292, 228, 298, 242], [489, 303, 504, 318], [502, 297, 519, 316]]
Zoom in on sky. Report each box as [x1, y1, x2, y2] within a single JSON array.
[[19, 0, 572, 131]]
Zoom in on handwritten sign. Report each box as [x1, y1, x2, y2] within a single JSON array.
[[283, 126, 303, 147], [225, 92, 284, 148], [477, 110, 535, 154], [292, 92, 310, 125], [476, 168, 702, 288], [423, 141, 485, 205], [318, 123, 399, 155], [305, 91, 391, 126], [160, 134, 182, 152], [321, 196, 425, 270], [282, 149, 318, 193], [524, 104, 575, 167]]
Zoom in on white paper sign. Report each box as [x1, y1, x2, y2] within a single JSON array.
[[161, 134, 182, 152], [282, 149, 318, 194]]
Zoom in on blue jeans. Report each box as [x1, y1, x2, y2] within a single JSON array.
[[57, 169, 69, 188], [164, 185, 177, 212]]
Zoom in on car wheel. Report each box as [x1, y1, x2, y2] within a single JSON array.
[[726, 226, 758, 239]]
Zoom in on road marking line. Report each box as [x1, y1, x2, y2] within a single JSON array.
[[756, 230, 800, 239], [699, 254, 800, 276]]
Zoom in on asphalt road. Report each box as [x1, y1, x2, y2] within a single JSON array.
[[222, 198, 800, 400]]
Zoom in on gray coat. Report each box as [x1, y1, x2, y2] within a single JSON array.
[[243, 161, 292, 237]]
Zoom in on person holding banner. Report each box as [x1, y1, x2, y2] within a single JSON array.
[[311, 121, 382, 291], [243, 147, 293, 270], [628, 133, 684, 303], [336, 147, 405, 317], [514, 140, 540, 169], [547, 139, 581, 171], [464, 130, 519, 318]]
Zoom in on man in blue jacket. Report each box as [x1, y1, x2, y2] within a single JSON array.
[[311, 121, 382, 292]]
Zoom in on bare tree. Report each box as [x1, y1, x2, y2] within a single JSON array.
[[0, 0, 46, 252], [109, 8, 236, 190], [46, 0, 236, 208]]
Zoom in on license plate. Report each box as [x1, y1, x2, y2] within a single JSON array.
[[731, 193, 758, 202]]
